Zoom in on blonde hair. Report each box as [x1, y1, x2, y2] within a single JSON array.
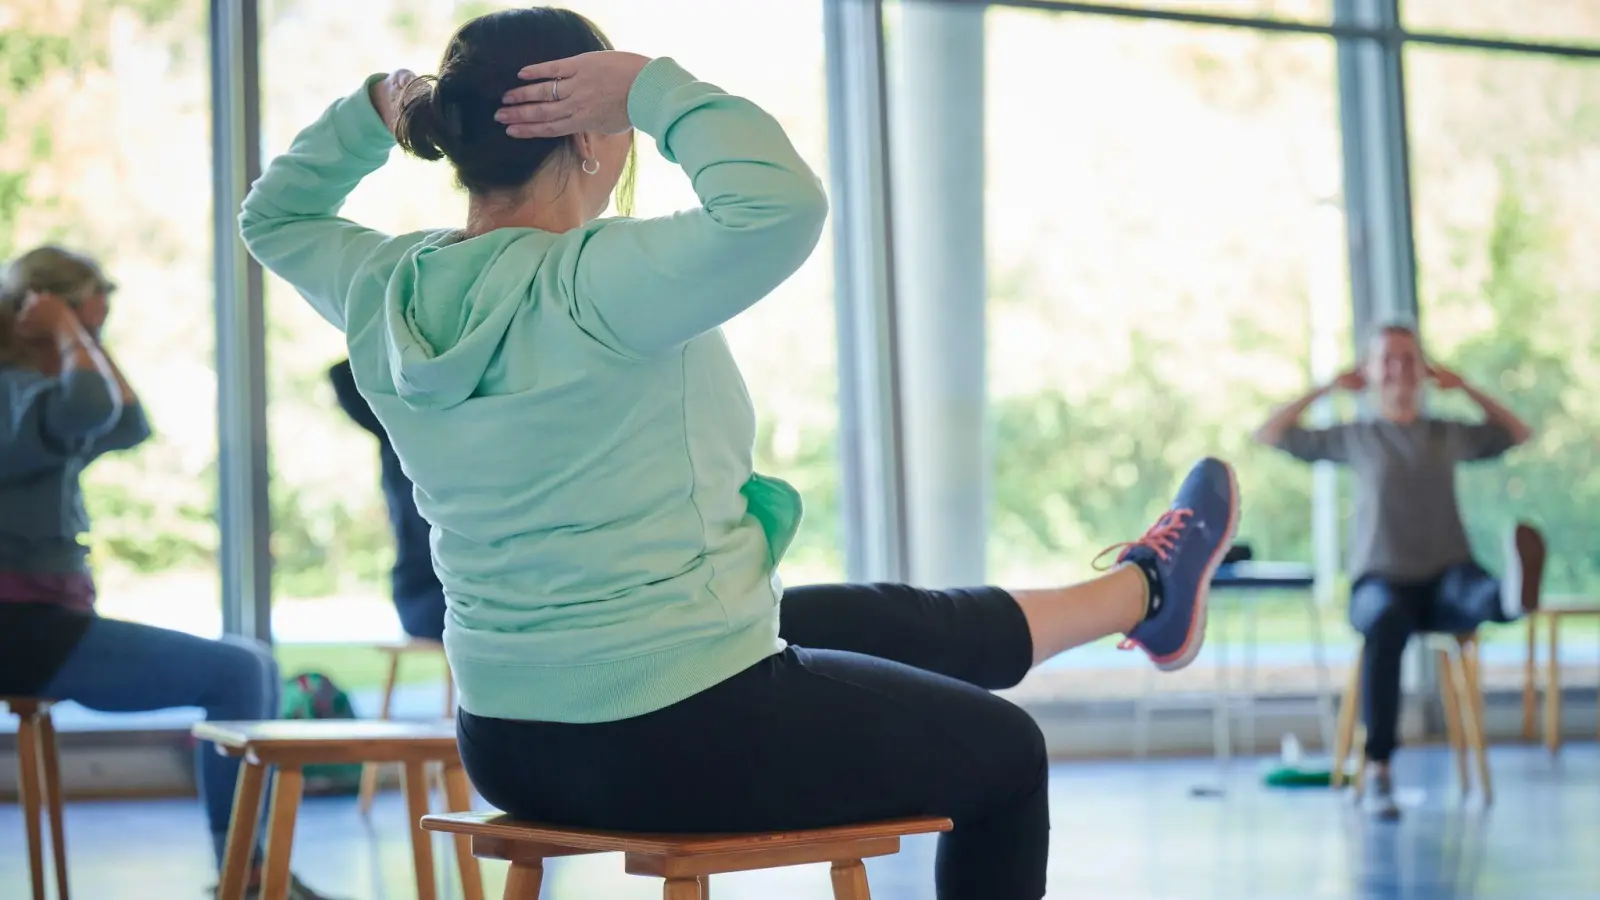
[[0, 245, 116, 365]]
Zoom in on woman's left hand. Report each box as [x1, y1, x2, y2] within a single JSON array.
[[369, 70, 419, 136]]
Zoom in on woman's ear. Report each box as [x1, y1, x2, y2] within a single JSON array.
[[571, 132, 597, 163]]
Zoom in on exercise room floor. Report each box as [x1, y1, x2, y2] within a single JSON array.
[[3, 744, 1596, 899]]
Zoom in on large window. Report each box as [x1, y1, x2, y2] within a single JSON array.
[[884, 5, 1354, 702], [1408, 46, 1600, 691], [1, 1, 220, 644], [259, 1, 838, 693]]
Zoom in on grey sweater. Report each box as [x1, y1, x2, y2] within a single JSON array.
[[1274, 418, 1515, 581], [0, 363, 151, 575]]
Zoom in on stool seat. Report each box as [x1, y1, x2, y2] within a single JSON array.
[[195, 719, 480, 900], [421, 811, 952, 899]]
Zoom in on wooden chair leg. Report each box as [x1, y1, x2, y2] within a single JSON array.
[[663, 877, 702, 900], [440, 763, 484, 900], [261, 766, 305, 900], [17, 712, 46, 900], [38, 712, 68, 900], [218, 762, 268, 900], [1459, 639, 1493, 805], [501, 861, 543, 900], [1521, 615, 1539, 741], [1330, 658, 1362, 789], [830, 860, 872, 900], [403, 761, 439, 900], [1544, 617, 1562, 756], [1436, 648, 1469, 796], [359, 651, 404, 817], [699, 875, 710, 900]]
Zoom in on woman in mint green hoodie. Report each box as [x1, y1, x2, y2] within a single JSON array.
[[242, 9, 1241, 898]]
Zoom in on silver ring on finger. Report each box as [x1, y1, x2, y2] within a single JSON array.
[[549, 77, 559, 102]]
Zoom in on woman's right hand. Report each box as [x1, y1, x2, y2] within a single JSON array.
[[1329, 366, 1367, 393], [498, 51, 652, 138]]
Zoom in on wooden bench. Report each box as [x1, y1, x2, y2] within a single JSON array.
[[3, 698, 68, 900], [1331, 632, 1492, 804], [194, 719, 482, 900], [420, 811, 952, 899], [359, 638, 455, 816]]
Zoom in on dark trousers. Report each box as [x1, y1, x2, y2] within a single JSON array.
[[458, 583, 1046, 900], [1349, 563, 1504, 762]]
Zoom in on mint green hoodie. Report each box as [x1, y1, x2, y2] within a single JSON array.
[[241, 59, 828, 723]]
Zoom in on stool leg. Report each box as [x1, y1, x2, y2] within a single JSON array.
[[219, 762, 268, 900], [830, 860, 871, 900], [403, 761, 439, 900], [17, 713, 46, 900], [1521, 615, 1538, 741], [261, 766, 305, 900], [662, 878, 701, 900], [360, 652, 404, 817], [1436, 648, 1469, 796], [441, 763, 484, 900], [38, 712, 68, 900], [1460, 640, 1493, 806], [501, 861, 543, 900], [1544, 617, 1562, 756], [1331, 660, 1361, 789]]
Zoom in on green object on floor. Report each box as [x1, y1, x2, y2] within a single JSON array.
[[1263, 764, 1333, 788], [280, 672, 363, 792]]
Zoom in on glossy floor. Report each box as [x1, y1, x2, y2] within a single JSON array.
[[1, 744, 1595, 899]]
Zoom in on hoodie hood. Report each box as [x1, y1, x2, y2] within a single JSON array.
[[383, 229, 556, 411]]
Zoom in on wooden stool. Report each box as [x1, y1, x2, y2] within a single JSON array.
[[421, 811, 952, 899], [194, 720, 484, 900], [4, 698, 69, 900], [359, 639, 455, 817], [1521, 602, 1600, 754], [1330, 633, 1492, 804]]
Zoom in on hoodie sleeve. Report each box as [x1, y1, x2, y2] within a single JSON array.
[[240, 74, 414, 333], [0, 366, 125, 479], [568, 58, 829, 358]]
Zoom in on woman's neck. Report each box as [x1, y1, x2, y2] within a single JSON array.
[[464, 175, 588, 237]]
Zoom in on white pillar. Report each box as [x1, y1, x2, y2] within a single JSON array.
[[890, 4, 987, 588]]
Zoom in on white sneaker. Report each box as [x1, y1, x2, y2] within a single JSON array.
[[1364, 766, 1401, 821]]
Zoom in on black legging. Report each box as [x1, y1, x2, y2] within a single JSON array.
[[458, 583, 1046, 900], [1349, 562, 1505, 762]]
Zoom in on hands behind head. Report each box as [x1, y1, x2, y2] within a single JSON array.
[[370, 70, 419, 136], [497, 51, 652, 138], [14, 292, 80, 341], [1330, 367, 1367, 392], [1427, 364, 1465, 391]]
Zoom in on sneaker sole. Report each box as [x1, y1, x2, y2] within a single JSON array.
[[1150, 458, 1240, 673], [1514, 523, 1546, 614]]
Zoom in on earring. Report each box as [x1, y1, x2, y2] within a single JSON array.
[[581, 158, 600, 175]]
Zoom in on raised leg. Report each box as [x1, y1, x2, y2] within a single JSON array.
[[38, 712, 68, 900], [1436, 647, 1469, 795], [830, 860, 872, 900], [17, 711, 46, 900], [218, 761, 267, 900], [441, 763, 485, 900], [403, 761, 439, 900], [359, 650, 404, 817], [502, 861, 543, 900], [260, 766, 304, 900]]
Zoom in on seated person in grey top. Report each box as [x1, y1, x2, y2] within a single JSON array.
[[1253, 322, 1544, 820]]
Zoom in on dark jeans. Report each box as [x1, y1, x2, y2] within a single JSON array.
[[458, 583, 1046, 900], [1349, 563, 1503, 762]]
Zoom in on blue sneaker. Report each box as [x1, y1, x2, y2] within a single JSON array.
[[1108, 458, 1239, 671]]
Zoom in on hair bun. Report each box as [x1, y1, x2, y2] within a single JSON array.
[[394, 75, 451, 162]]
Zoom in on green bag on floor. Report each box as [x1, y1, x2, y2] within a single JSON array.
[[280, 672, 363, 793]]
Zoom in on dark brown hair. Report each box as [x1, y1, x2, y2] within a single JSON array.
[[395, 7, 632, 204]]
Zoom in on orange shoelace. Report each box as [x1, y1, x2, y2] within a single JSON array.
[[1092, 508, 1193, 651]]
